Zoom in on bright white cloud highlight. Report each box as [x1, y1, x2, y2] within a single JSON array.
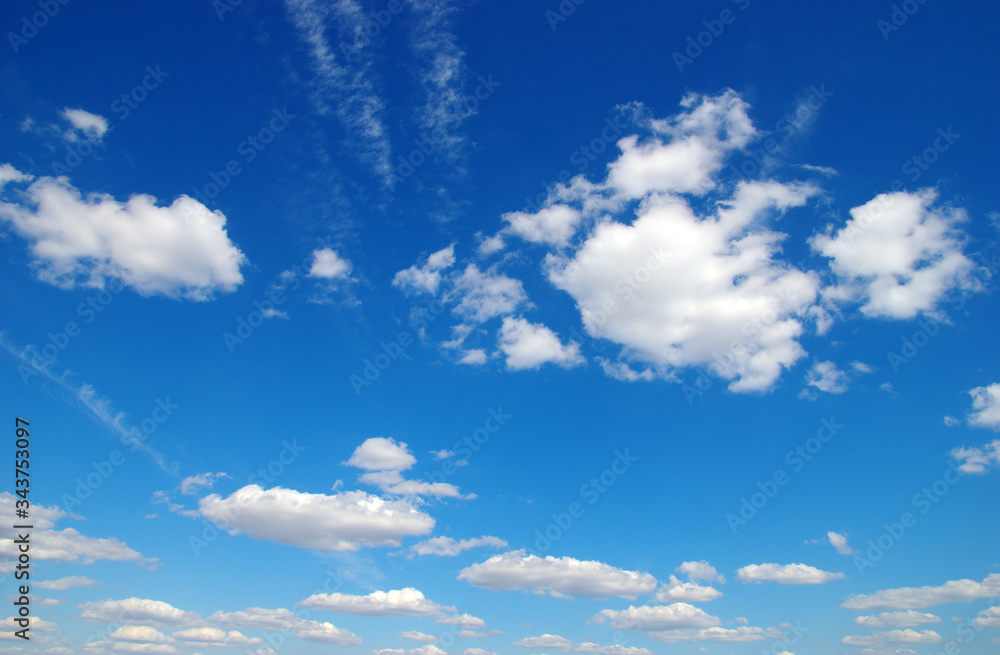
[[457, 551, 657, 598], [497, 317, 584, 370], [300, 587, 453, 617], [308, 248, 351, 279], [0, 170, 247, 299], [344, 437, 416, 471], [736, 563, 844, 584], [198, 485, 434, 551], [590, 603, 720, 630]]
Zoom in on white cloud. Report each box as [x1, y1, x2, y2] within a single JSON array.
[[61, 108, 109, 141], [950, 440, 1000, 474], [205, 607, 360, 646], [198, 484, 434, 551], [36, 576, 100, 590], [394, 245, 456, 294], [503, 205, 582, 246], [344, 437, 417, 471], [653, 577, 722, 603], [0, 163, 32, 188], [497, 317, 584, 370], [449, 264, 528, 323], [0, 170, 246, 299], [409, 535, 508, 557], [108, 627, 171, 644], [674, 561, 725, 584], [967, 383, 1000, 430], [841, 573, 1000, 610], [458, 349, 487, 365], [308, 248, 351, 279], [854, 611, 942, 628], [373, 646, 446, 655], [511, 634, 653, 655], [179, 473, 229, 496], [827, 531, 858, 555], [81, 641, 179, 654], [804, 361, 849, 394], [841, 630, 942, 647], [590, 603, 720, 630], [462, 650, 496, 655], [547, 180, 820, 392], [400, 631, 437, 643], [300, 587, 454, 617], [811, 189, 975, 319], [357, 469, 471, 499], [78, 598, 202, 628], [457, 551, 657, 598], [645, 626, 780, 643], [285, 0, 393, 184], [971, 605, 1000, 628], [736, 563, 844, 584], [0, 494, 158, 568], [284, 622, 361, 646], [171, 627, 263, 647], [436, 614, 486, 628]]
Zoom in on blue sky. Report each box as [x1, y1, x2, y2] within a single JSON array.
[[2, 1, 1000, 654]]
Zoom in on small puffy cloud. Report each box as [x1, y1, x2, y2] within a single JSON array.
[[290, 622, 362, 646], [803, 361, 849, 395], [36, 576, 100, 590], [653, 577, 722, 603], [811, 188, 975, 319], [511, 634, 653, 655], [827, 531, 858, 555], [497, 317, 584, 370], [841, 630, 941, 647], [171, 627, 263, 647], [344, 437, 417, 471], [0, 163, 32, 188], [78, 598, 202, 628], [108, 626, 171, 644], [971, 605, 1000, 628], [198, 485, 434, 551], [458, 349, 487, 365], [61, 108, 109, 141], [458, 551, 657, 599], [675, 561, 725, 584], [841, 573, 1000, 610], [0, 171, 247, 300], [503, 205, 582, 246], [372, 647, 446, 655], [436, 614, 486, 628], [179, 473, 229, 496], [950, 441, 1000, 474], [736, 563, 844, 584], [400, 631, 437, 643], [357, 469, 471, 499], [967, 383, 1000, 430], [449, 264, 528, 323], [207, 607, 360, 645], [590, 603, 720, 630], [300, 588, 454, 617], [855, 611, 942, 628], [394, 245, 456, 294], [409, 535, 508, 557], [308, 248, 351, 279]]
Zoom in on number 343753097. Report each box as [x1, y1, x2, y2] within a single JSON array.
[[15, 418, 30, 505]]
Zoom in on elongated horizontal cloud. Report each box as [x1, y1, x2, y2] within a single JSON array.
[[512, 634, 653, 655], [78, 598, 202, 628], [590, 603, 719, 630], [842, 573, 1000, 610], [198, 485, 434, 551], [0, 168, 246, 299], [300, 587, 454, 617], [854, 611, 941, 628], [653, 576, 722, 602], [458, 550, 656, 598], [841, 629, 941, 647], [409, 535, 508, 557], [646, 626, 781, 643], [737, 563, 844, 584]]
